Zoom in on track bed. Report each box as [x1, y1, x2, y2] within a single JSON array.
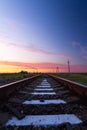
[[0, 75, 87, 129]]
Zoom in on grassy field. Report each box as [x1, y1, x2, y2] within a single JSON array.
[[54, 73, 87, 85], [0, 71, 38, 85]]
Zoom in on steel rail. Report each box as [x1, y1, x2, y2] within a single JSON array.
[[0, 74, 41, 99], [48, 74, 87, 97], [0, 74, 87, 129]]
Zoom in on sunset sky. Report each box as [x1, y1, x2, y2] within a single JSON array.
[[0, 0, 87, 72]]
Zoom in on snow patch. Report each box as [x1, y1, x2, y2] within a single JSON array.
[[34, 88, 53, 91], [23, 99, 66, 105], [6, 114, 82, 126], [32, 92, 56, 95], [41, 83, 51, 86], [40, 79, 51, 86], [36, 85, 51, 88]]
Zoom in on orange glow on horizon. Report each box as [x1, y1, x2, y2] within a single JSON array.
[[0, 65, 56, 73], [0, 61, 87, 73]]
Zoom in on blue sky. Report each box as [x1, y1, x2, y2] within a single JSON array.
[[0, 0, 87, 72]]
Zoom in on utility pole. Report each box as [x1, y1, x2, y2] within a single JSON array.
[[56, 66, 59, 73], [67, 60, 70, 73]]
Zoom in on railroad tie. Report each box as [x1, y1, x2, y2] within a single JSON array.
[[6, 77, 83, 129]]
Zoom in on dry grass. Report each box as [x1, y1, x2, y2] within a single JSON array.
[[54, 73, 87, 85]]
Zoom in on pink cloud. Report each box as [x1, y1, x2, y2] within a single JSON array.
[[6, 42, 72, 59], [0, 60, 87, 72], [0, 31, 72, 59], [0, 61, 60, 69], [9, 42, 55, 55], [70, 65, 87, 72]]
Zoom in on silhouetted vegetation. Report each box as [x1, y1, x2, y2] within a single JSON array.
[[0, 71, 38, 86]]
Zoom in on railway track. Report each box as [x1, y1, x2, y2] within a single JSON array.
[[0, 74, 87, 129]]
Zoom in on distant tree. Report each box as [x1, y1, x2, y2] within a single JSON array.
[[19, 71, 29, 78], [19, 70, 28, 74]]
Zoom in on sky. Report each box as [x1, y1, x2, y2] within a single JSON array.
[[0, 0, 87, 73]]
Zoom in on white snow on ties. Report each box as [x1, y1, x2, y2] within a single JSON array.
[[23, 99, 66, 105], [36, 85, 51, 88], [32, 92, 56, 95], [6, 78, 82, 127], [6, 114, 82, 126], [32, 79, 55, 95], [34, 88, 53, 91], [40, 79, 51, 86]]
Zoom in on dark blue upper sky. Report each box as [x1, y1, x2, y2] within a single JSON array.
[[0, 0, 87, 71]]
